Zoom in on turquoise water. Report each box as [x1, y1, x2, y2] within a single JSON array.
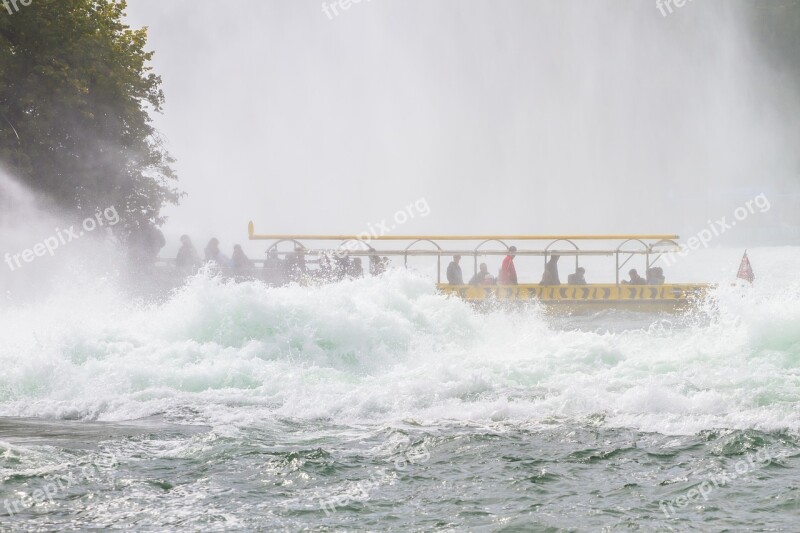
[[1, 248, 799, 530]]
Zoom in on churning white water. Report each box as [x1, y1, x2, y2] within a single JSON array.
[[1, 247, 798, 437]]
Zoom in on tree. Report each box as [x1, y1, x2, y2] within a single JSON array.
[[0, 0, 180, 237]]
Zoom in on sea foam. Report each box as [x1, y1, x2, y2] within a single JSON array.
[[0, 248, 798, 436]]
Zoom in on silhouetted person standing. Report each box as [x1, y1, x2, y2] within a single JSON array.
[[231, 244, 252, 270], [447, 255, 464, 285], [175, 234, 200, 272], [286, 246, 307, 281], [205, 238, 231, 266], [540, 255, 561, 286], [350, 257, 364, 278], [264, 249, 286, 285], [317, 253, 333, 281], [128, 223, 165, 275]]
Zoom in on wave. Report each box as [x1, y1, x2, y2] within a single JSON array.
[[0, 252, 798, 436]]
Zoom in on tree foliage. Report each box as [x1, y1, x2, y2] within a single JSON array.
[[0, 0, 179, 235]]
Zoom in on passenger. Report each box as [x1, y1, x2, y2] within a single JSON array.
[[333, 253, 350, 280], [149, 226, 166, 263], [204, 238, 220, 262], [175, 235, 200, 271], [654, 267, 665, 284], [498, 246, 518, 285], [540, 254, 561, 286], [446, 255, 464, 285], [264, 249, 282, 269], [567, 266, 587, 285], [370, 255, 391, 276], [285, 246, 307, 281], [231, 244, 252, 270], [469, 263, 496, 285], [317, 252, 333, 280], [349, 257, 364, 278], [295, 246, 307, 274], [204, 238, 231, 266], [264, 249, 286, 285], [622, 268, 647, 285], [646, 267, 665, 285], [128, 224, 166, 272]]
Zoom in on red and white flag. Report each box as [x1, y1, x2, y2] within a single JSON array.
[[737, 251, 755, 284]]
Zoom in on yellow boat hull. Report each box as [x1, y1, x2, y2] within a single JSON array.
[[437, 283, 712, 312]]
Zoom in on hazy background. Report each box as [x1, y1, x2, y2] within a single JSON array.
[[124, 0, 800, 257]]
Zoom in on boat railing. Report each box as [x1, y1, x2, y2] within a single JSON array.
[[239, 223, 685, 286]]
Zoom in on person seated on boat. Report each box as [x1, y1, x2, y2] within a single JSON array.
[[567, 266, 586, 285], [469, 263, 496, 285], [127, 223, 166, 276], [447, 255, 464, 285], [204, 237, 220, 262], [369, 254, 382, 276], [317, 252, 333, 280], [264, 249, 282, 269], [333, 253, 350, 280], [369, 255, 390, 276], [622, 268, 647, 285], [646, 267, 665, 285], [498, 246, 518, 285], [539, 255, 561, 286], [285, 246, 308, 281], [175, 234, 200, 272], [231, 245, 252, 271], [204, 238, 232, 267], [263, 249, 287, 285], [654, 267, 665, 284], [349, 257, 364, 278]]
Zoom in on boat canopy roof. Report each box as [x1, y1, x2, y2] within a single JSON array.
[[248, 222, 678, 243]]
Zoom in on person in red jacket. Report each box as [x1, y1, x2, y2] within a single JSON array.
[[498, 246, 518, 285]]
